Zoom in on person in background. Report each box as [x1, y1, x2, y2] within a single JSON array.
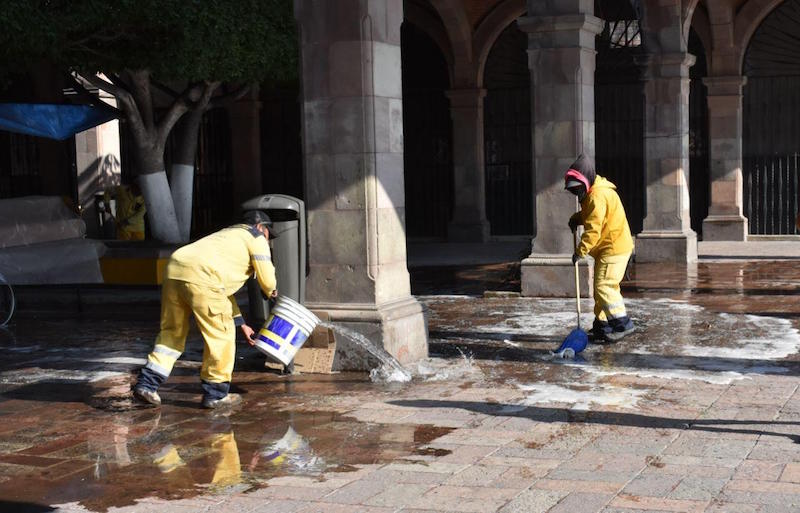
[[565, 154, 635, 343], [113, 183, 146, 241], [133, 210, 277, 409]]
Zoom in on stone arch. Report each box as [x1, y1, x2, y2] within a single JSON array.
[[682, 0, 703, 42], [428, 0, 474, 86], [689, 2, 713, 72], [735, 0, 787, 71], [473, 0, 527, 88], [404, 0, 455, 84]]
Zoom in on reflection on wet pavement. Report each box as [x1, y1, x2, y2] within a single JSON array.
[[0, 260, 798, 512]]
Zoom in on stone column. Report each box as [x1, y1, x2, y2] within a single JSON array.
[[295, 0, 427, 368], [446, 88, 491, 241], [518, 10, 603, 296], [636, 53, 698, 262], [227, 91, 263, 206], [701, 75, 748, 240]]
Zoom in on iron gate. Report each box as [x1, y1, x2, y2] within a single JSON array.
[[483, 22, 533, 237], [594, 0, 645, 235], [743, 0, 800, 235]]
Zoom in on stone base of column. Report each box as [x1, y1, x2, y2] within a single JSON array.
[[521, 254, 593, 297], [308, 296, 428, 371], [447, 220, 491, 242], [701, 214, 748, 241], [635, 230, 698, 263]]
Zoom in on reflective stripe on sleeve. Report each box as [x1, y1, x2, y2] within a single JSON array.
[[252, 254, 271, 261]]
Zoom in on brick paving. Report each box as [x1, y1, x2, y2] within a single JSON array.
[[0, 260, 799, 512]]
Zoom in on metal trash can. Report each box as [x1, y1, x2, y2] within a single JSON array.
[[240, 194, 307, 324]]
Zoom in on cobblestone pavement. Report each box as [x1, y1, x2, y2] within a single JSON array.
[[0, 260, 799, 512]]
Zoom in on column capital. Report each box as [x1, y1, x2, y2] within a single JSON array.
[[654, 52, 696, 78], [702, 75, 747, 96], [445, 88, 487, 108], [517, 13, 604, 36]]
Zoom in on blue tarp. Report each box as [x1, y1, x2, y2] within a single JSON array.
[[0, 103, 119, 140]]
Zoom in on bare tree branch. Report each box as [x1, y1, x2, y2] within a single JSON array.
[[155, 86, 195, 147], [129, 69, 155, 131], [80, 72, 149, 150], [193, 81, 220, 110], [105, 73, 131, 94], [209, 83, 252, 109]]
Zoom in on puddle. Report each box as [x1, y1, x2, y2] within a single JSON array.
[[0, 376, 456, 512]]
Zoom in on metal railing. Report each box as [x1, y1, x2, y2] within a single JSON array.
[[744, 153, 800, 235]]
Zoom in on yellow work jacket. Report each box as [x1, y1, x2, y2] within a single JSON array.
[[166, 224, 277, 317], [572, 176, 634, 258]]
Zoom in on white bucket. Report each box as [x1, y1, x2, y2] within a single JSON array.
[[254, 296, 320, 366]]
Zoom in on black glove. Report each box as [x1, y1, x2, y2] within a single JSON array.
[[568, 214, 581, 232], [572, 253, 581, 265]]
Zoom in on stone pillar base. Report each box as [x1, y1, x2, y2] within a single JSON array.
[[307, 296, 428, 371], [635, 230, 698, 263], [521, 254, 593, 297], [702, 214, 748, 241], [447, 220, 491, 242]]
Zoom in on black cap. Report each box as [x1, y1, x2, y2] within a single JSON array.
[[243, 210, 277, 239]]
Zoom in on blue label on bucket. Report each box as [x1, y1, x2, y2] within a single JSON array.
[[267, 316, 295, 339], [289, 330, 306, 347], [257, 334, 281, 351]]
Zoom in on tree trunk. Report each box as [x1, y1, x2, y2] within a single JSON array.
[[169, 109, 204, 241], [136, 146, 182, 244]]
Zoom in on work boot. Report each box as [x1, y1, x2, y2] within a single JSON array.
[[133, 386, 161, 406], [605, 319, 635, 342], [589, 319, 612, 343], [202, 393, 242, 410]]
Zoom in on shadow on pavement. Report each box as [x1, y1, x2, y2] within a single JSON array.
[[389, 399, 800, 443]]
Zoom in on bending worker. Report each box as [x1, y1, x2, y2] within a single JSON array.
[[133, 211, 277, 409], [565, 154, 635, 343]]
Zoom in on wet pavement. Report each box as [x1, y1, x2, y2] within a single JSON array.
[[1, 260, 800, 512]]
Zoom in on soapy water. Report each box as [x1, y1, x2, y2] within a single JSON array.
[[319, 322, 412, 383]]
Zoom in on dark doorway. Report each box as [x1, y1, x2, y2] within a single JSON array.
[[483, 22, 533, 237], [742, 0, 800, 235], [689, 28, 710, 237], [594, 0, 645, 235], [401, 21, 453, 240]]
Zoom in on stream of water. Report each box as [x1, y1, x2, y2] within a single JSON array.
[[319, 322, 412, 382]]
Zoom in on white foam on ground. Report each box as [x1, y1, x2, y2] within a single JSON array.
[[516, 382, 647, 410], [682, 315, 800, 360], [584, 366, 748, 385]]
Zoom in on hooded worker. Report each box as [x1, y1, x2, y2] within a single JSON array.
[[133, 210, 277, 409], [565, 154, 635, 342]]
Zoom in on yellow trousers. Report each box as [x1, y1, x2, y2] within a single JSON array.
[[593, 252, 631, 322], [145, 278, 236, 384]]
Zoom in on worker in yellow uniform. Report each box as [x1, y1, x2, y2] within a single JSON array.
[[565, 154, 635, 343], [111, 184, 146, 241], [133, 210, 277, 409]]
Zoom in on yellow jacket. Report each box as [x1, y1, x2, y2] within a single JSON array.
[[571, 176, 633, 258], [166, 224, 277, 317]]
